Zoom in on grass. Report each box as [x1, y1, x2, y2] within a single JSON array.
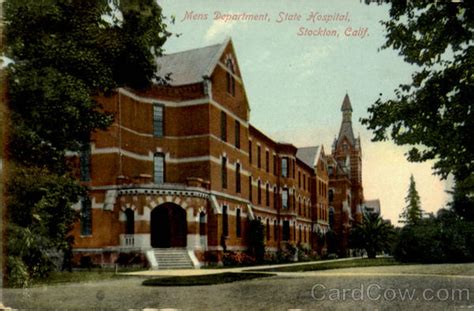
[[142, 272, 275, 287], [254, 257, 402, 273]]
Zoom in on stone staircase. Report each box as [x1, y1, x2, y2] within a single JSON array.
[[151, 248, 195, 269]]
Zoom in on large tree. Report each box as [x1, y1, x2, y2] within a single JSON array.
[[361, 1, 473, 217], [399, 174, 423, 225], [3, 0, 171, 286]]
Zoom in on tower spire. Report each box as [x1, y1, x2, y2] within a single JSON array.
[[337, 93, 355, 145]]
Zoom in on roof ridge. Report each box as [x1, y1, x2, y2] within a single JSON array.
[[161, 43, 222, 57]]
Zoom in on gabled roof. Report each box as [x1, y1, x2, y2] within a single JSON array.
[[296, 146, 320, 168], [155, 38, 231, 86]]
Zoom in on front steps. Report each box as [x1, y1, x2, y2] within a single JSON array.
[[149, 248, 196, 269]]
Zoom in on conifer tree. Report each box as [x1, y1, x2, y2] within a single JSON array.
[[399, 175, 423, 225]]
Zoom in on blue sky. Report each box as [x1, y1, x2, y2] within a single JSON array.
[[158, 0, 450, 224]]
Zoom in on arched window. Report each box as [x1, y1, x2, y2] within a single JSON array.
[[125, 208, 134, 234]]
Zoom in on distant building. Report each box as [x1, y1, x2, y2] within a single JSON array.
[[363, 199, 381, 215]]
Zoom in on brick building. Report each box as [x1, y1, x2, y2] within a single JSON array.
[[70, 38, 369, 267]]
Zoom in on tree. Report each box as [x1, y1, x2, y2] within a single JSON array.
[[360, 1, 473, 208], [394, 209, 474, 263], [399, 174, 423, 225], [3, 0, 171, 286], [349, 212, 395, 259]]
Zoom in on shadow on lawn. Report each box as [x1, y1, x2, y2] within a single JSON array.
[[142, 272, 276, 286]]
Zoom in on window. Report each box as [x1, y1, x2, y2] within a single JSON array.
[[282, 188, 289, 209], [329, 189, 334, 203], [257, 146, 261, 168], [221, 111, 227, 142], [298, 172, 301, 188], [249, 141, 252, 164], [282, 221, 290, 241], [222, 157, 227, 189], [281, 157, 288, 177], [257, 180, 262, 204], [153, 153, 165, 184], [292, 159, 295, 178], [235, 163, 241, 193], [266, 183, 270, 206], [235, 121, 240, 148], [125, 208, 134, 234], [299, 225, 302, 242], [266, 219, 270, 241], [273, 154, 277, 174], [303, 174, 306, 190], [273, 220, 278, 241], [80, 143, 91, 182], [236, 209, 241, 237], [265, 151, 269, 172], [329, 208, 335, 227], [273, 187, 278, 209], [226, 58, 235, 96], [249, 176, 253, 202], [199, 212, 206, 236], [153, 104, 164, 137], [80, 197, 92, 236], [299, 198, 301, 215], [223, 206, 228, 236]]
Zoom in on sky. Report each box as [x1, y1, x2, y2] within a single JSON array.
[[157, 0, 452, 225]]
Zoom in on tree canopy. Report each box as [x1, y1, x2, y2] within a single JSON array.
[[3, 0, 171, 286], [361, 1, 473, 196]]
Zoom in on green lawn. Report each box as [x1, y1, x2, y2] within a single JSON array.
[[142, 272, 275, 287], [255, 258, 402, 272]]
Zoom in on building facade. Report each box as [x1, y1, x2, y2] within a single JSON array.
[[70, 39, 369, 267]]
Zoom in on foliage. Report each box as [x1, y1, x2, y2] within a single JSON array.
[[3, 0, 171, 286], [5, 166, 81, 286], [349, 212, 395, 259], [247, 219, 265, 263], [399, 174, 423, 225], [394, 209, 474, 263], [449, 174, 474, 221], [325, 229, 338, 255], [360, 1, 474, 203], [222, 251, 256, 267]]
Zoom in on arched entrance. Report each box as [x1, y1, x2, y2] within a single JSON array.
[[150, 203, 187, 248]]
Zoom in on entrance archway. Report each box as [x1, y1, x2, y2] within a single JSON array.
[[150, 203, 187, 248]]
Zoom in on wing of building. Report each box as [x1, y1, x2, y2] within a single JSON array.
[[69, 38, 378, 267]]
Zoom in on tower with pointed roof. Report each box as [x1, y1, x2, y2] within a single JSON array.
[[332, 94, 364, 222]]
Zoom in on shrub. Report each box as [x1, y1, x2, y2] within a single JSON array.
[[394, 209, 474, 263], [222, 251, 256, 266]]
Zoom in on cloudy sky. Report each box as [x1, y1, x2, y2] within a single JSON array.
[[158, 0, 451, 225]]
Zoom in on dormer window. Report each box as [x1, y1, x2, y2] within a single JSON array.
[[226, 58, 235, 96]]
